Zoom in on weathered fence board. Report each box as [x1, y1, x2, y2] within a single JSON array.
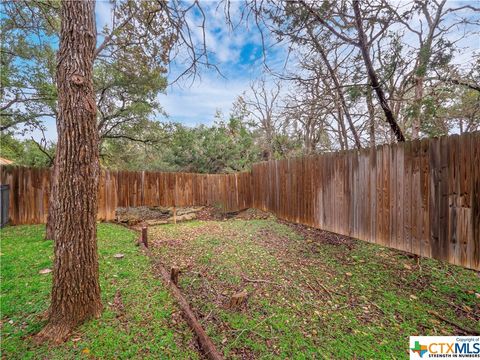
[[252, 132, 479, 270], [1, 132, 478, 270], [0, 168, 252, 224]]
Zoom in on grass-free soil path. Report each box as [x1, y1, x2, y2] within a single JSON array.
[[149, 210, 480, 359]]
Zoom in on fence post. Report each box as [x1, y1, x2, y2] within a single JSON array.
[[141, 225, 148, 248]]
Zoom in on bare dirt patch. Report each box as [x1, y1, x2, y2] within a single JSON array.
[[279, 220, 356, 249], [196, 207, 271, 221], [116, 206, 204, 226]]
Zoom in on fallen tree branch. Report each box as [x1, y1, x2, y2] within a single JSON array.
[[231, 315, 274, 347], [428, 310, 480, 335], [314, 278, 346, 298], [305, 279, 333, 300], [139, 243, 224, 360], [152, 255, 223, 359], [242, 275, 282, 287]]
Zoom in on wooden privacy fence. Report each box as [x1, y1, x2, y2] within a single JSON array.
[[1, 132, 479, 270], [252, 132, 480, 270], [0, 168, 252, 224]]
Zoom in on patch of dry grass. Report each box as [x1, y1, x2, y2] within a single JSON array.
[[150, 218, 480, 359]]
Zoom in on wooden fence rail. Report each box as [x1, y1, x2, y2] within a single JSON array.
[[0, 168, 252, 224], [252, 132, 479, 270], [1, 132, 478, 270]]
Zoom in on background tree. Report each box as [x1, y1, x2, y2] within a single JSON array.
[[282, 74, 334, 154], [382, 0, 480, 138], [0, 132, 55, 167], [295, 0, 405, 141], [237, 0, 479, 147], [100, 119, 170, 170], [238, 79, 282, 160], [165, 117, 260, 173], [1, 1, 58, 133], [1, 0, 171, 144]]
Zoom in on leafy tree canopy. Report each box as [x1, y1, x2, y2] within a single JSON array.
[[1, 0, 171, 146]]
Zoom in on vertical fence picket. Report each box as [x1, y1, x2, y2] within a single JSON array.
[[1, 132, 478, 269]]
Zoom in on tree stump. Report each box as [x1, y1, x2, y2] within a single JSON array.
[[170, 266, 180, 285], [229, 290, 248, 310]]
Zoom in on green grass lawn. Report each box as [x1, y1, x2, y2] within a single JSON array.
[[150, 218, 480, 359], [0, 223, 199, 360], [1, 219, 479, 359]]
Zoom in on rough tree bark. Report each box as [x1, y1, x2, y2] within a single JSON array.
[[36, 0, 102, 343], [366, 84, 376, 148], [45, 165, 57, 240], [352, 0, 406, 142], [412, 74, 425, 139]]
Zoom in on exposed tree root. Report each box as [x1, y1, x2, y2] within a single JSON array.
[[34, 321, 74, 345], [34, 303, 102, 345]]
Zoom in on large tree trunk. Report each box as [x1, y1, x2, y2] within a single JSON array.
[[36, 0, 102, 344], [45, 165, 57, 240]]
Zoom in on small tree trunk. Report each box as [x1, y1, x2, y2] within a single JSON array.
[[264, 126, 272, 161], [353, 0, 405, 142], [170, 266, 180, 285], [141, 226, 148, 247], [36, 0, 102, 344], [336, 118, 346, 151], [412, 75, 424, 139], [335, 98, 349, 150], [308, 30, 361, 149], [304, 126, 313, 154], [366, 85, 376, 148]]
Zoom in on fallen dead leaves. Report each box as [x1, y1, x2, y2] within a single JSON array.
[[143, 215, 480, 356]]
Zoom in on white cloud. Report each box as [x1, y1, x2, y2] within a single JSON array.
[[158, 74, 254, 126], [28, 0, 478, 143], [159, 1, 290, 127]]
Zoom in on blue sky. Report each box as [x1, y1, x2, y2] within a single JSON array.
[[24, 0, 480, 141], [140, 0, 480, 128], [98, 0, 286, 126], [32, 1, 285, 141]]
